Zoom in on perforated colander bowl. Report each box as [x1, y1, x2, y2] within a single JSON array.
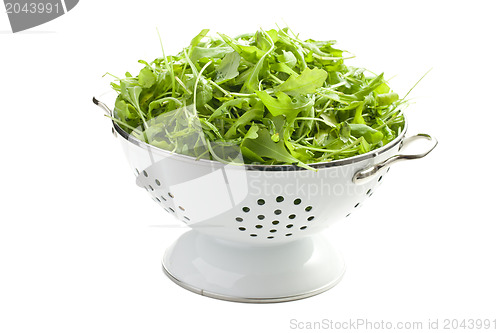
[[94, 97, 437, 303]]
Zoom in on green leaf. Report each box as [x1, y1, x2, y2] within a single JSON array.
[[285, 140, 313, 161], [208, 98, 250, 121], [148, 97, 182, 114], [185, 76, 213, 108], [151, 139, 174, 150], [143, 123, 165, 142], [190, 46, 233, 62], [114, 99, 139, 121], [319, 113, 338, 127], [277, 50, 297, 68], [353, 72, 385, 100], [255, 30, 274, 52], [224, 107, 264, 139], [359, 137, 371, 154], [215, 51, 240, 83], [190, 29, 210, 47], [241, 48, 271, 93], [241, 125, 305, 167], [219, 33, 266, 62], [245, 123, 259, 139], [276, 67, 327, 96], [374, 82, 390, 94], [120, 82, 144, 117], [255, 91, 312, 118], [350, 124, 384, 144], [339, 122, 351, 143], [195, 84, 213, 108], [138, 67, 156, 88], [376, 92, 399, 106], [353, 102, 366, 124], [270, 63, 298, 78], [240, 124, 264, 162]]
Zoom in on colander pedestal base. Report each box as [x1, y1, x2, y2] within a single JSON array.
[[162, 230, 345, 303]]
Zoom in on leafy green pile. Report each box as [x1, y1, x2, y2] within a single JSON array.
[[109, 27, 406, 169]]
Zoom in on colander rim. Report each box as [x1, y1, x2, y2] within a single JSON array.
[[112, 115, 407, 171]]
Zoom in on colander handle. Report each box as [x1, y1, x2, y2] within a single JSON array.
[[92, 97, 112, 116], [93, 97, 119, 137], [352, 133, 438, 185]]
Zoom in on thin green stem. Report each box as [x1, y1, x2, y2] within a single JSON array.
[[193, 60, 213, 112], [402, 68, 432, 100], [290, 137, 362, 153]]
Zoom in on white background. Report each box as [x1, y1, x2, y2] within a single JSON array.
[[1, 1, 499, 332]]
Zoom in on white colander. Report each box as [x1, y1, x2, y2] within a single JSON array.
[[93, 97, 437, 303]]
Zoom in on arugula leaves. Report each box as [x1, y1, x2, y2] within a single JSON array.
[[255, 91, 312, 118], [108, 26, 407, 167], [215, 52, 240, 83], [276, 67, 328, 96]]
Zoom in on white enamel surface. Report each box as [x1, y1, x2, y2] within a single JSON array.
[[115, 133, 400, 300], [118, 135, 401, 245], [162, 230, 345, 301]]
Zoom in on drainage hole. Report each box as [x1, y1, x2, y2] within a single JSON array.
[[235, 217, 243, 222], [149, 185, 154, 191], [155, 179, 161, 186], [276, 196, 284, 202], [168, 192, 174, 198], [239, 227, 246, 231], [288, 214, 296, 219], [242, 207, 250, 213], [272, 220, 279, 225], [294, 198, 302, 205], [274, 209, 282, 215], [179, 206, 185, 211], [255, 225, 263, 229], [257, 199, 265, 205], [270, 229, 277, 233], [285, 233, 292, 237], [300, 226, 307, 230], [286, 224, 294, 228], [143, 170, 148, 177], [169, 207, 175, 213], [250, 234, 257, 237], [354, 203, 360, 208], [257, 215, 265, 220], [305, 206, 313, 212], [267, 236, 274, 239], [307, 216, 315, 221]]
